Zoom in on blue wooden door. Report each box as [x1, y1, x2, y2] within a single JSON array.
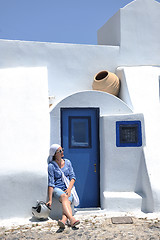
[[61, 108, 100, 208]]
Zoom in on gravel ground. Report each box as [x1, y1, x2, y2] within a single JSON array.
[[0, 213, 160, 240]]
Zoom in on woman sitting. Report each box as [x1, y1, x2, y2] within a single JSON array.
[[47, 144, 80, 228]]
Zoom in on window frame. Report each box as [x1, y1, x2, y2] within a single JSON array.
[[116, 120, 142, 147]]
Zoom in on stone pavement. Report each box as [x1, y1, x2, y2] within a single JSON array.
[[0, 212, 160, 240]]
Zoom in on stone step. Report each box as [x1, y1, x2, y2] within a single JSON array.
[[103, 192, 142, 212]]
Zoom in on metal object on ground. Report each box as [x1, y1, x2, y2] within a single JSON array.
[[111, 216, 133, 224]]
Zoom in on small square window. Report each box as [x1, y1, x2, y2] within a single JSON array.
[[69, 116, 91, 148], [116, 121, 142, 147]]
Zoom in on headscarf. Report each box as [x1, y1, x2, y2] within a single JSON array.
[[49, 144, 61, 156]]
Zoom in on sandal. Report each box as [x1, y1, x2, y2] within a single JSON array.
[[71, 220, 80, 227], [58, 220, 65, 229]]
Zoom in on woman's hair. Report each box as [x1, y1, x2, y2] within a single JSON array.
[[52, 154, 56, 161]]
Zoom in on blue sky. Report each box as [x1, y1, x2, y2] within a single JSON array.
[[0, 0, 159, 45]]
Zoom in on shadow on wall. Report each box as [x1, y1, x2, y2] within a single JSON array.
[[0, 172, 48, 219], [135, 148, 154, 213]]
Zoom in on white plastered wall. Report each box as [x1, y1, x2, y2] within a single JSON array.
[[100, 113, 154, 213], [0, 67, 50, 219], [0, 39, 119, 107], [116, 66, 160, 212], [98, 0, 160, 66]]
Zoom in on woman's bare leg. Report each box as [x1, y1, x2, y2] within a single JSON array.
[[60, 194, 77, 225], [61, 213, 67, 224]]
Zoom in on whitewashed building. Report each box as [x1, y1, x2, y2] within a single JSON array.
[[0, 0, 160, 219]]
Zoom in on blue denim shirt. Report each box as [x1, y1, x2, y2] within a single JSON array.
[[48, 158, 76, 190]]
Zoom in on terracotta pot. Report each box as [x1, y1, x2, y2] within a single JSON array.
[[92, 70, 120, 96]]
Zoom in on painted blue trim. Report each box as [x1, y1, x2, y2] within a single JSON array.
[[116, 120, 142, 147]]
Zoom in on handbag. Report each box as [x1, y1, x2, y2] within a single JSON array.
[[32, 201, 51, 220], [53, 161, 80, 207]]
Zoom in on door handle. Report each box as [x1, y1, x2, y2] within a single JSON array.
[[94, 164, 96, 173]]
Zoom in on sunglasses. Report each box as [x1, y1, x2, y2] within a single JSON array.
[[56, 148, 64, 153]]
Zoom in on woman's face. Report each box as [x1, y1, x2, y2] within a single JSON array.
[[55, 147, 64, 159]]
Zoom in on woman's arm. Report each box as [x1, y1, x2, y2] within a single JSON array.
[[47, 163, 55, 206], [46, 186, 53, 207]]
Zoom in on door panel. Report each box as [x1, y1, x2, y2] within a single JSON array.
[[61, 108, 100, 208]]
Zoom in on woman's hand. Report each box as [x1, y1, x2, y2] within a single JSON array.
[[65, 188, 71, 197], [65, 179, 75, 197], [46, 200, 52, 207]]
